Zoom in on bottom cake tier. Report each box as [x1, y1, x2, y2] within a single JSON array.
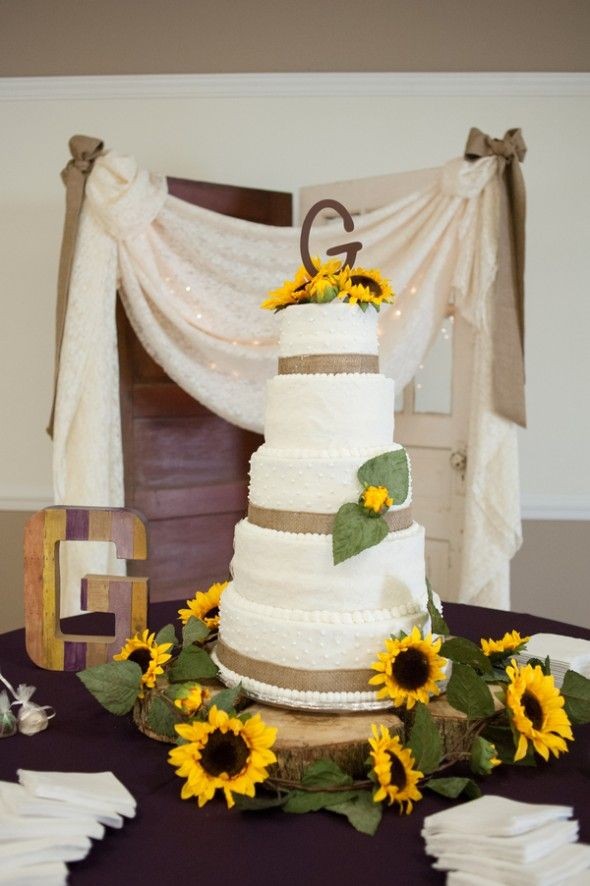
[[214, 583, 432, 711]]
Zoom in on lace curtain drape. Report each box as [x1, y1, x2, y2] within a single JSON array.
[[53, 147, 522, 615]]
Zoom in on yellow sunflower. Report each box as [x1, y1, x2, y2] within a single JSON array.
[[169, 705, 277, 808], [173, 683, 210, 716], [505, 660, 573, 762], [369, 626, 446, 709], [113, 629, 172, 691], [361, 485, 393, 515], [481, 630, 530, 658], [261, 258, 342, 310], [338, 267, 395, 308], [368, 725, 423, 813], [178, 581, 228, 630]]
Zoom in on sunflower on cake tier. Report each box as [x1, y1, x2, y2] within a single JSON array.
[[505, 660, 573, 762], [169, 705, 277, 808], [261, 258, 394, 312], [369, 626, 446, 709], [368, 725, 423, 814], [178, 581, 228, 630], [113, 629, 173, 692]]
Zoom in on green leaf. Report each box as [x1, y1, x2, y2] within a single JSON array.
[[167, 646, 218, 683], [526, 656, 552, 676], [407, 703, 443, 774], [426, 578, 450, 636], [469, 736, 499, 776], [77, 660, 142, 715], [332, 503, 388, 565], [317, 285, 338, 303], [482, 667, 510, 684], [283, 790, 358, 813], [481, 723, 519, 765], [329, 791, 383, 835], [182, 617, 210, 647], [359, 301, 369, 312], [145, 694, 182, 740], [301, 759, 353, 789], [424, 777, 481, 800], [440, 637, 493, 675], [234, 792, 288, 811], [155, 623, 177, 648], [357, 449, 410, 504], [207, 684, 242, 715], [446, 663, 495, 720], [561, 670, 590, 725]]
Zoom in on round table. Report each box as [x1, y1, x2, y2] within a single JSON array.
[[1, 601, 589, 885]]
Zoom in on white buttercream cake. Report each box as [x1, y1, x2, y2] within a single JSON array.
[[213, 301, 432, 710]]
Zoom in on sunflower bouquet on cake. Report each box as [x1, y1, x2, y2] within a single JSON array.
[[261, 258, 394, 313]]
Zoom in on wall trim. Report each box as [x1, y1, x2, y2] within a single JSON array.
[[1, 493, 590, 521], [1, 72, 590, 102], [520, 495, 590, 522]]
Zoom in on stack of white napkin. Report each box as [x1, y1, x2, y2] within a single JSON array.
[[517, 634, 590, 687], [422, 795, 590, 885], [0, 771, 136, 885]]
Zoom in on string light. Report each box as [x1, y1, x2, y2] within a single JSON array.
[[185, 285, 191, 292], [410, 286, 417, 294], [395, 309, 402, 317]]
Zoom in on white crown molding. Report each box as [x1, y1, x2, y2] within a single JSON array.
[[1, 72, 590, 102], [1, 492, 589, 521]]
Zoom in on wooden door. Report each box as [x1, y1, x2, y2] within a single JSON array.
[[120, 178, 292, 602], [299, 174, 474, 601]]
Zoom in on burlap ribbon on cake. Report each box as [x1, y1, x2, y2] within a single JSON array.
[[215, 640, 374, 692], [464, 127, 527, 427], [248, 503, 412, 534], [47, 134, 105, 437], [278, 354, 379, 375]]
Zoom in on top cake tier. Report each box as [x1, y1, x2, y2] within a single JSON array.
[[278, 302, 379, 358]]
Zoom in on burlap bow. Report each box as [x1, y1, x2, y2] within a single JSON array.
[[47, 135, 104, 437], [464, 127, 527, 427]]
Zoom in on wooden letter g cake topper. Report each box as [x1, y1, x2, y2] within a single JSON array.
[[299, 199, 362, 276], [24, 506, 148, 671]]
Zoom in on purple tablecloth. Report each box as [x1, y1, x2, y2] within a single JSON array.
[[0, 601, 589, 885]]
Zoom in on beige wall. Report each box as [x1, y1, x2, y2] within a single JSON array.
[[1, 0, 589, 75]]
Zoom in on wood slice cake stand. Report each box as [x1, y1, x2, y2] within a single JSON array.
[[134, 680, 502, 780]]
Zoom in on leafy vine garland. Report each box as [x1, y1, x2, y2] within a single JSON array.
[[78, 580, 590, 836]]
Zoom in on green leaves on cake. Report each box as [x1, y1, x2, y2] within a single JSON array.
[[261, 258, 395, 312], [332, 449, 410, 564]]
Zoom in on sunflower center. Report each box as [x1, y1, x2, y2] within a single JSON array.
[[200, 729, 249, 778], [522, 690, 544, 729], [391, 648, 430, 690], [127, 648, 152, 674], [386, 751, 408, 791], [205, 606, 219, 621], [350, 274, 381, 295]]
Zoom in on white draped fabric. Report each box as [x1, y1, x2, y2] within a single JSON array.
[[54, 150, 521, 615]]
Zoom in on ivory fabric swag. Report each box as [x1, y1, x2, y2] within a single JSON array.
[[51, 130, 526, 614]]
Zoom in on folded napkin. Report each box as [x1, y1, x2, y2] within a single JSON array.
[[425, 819, 579, 866], [434, 841, 590, 886], [423, 795, 573, 838], [0, 780, 122, 828], [0, 861, 68, 886], [17, 770, 136, 820], [0, 811, 105, 841], [0, 835, 92, 866], [518, 634, 590, 687]]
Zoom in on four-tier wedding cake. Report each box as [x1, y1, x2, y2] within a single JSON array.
[[213, 292, 434, 711]]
